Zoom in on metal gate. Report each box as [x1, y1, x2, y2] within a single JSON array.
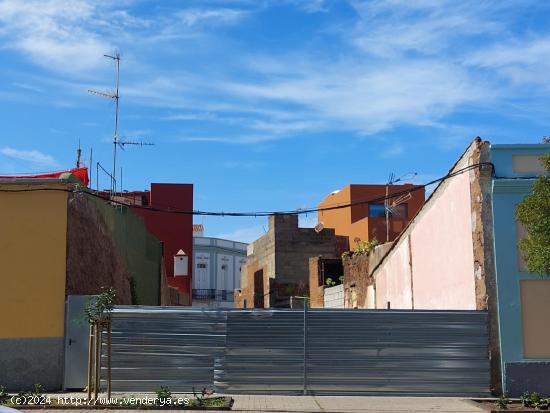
[[102, 307, 490, 396]]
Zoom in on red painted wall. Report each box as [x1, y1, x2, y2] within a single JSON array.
[[128, 183, 193, 301]]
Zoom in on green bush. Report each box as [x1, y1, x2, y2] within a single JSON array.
[[155, 386, 172, 405]]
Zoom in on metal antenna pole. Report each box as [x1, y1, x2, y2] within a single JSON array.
[[110, 52, 121, 196], [88, 52, 121, 198]]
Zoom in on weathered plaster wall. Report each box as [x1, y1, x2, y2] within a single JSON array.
[[409, 166, 476, 309], [372, 139, 487, 311]]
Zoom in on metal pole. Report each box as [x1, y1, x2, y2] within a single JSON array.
[[86, 324, 93, 403], [93, 322, 100, 401], [303, 297, 308, 395], [107, 320, 112, 400], [385, 184, 390, 242], [112, 54, 120, 197]]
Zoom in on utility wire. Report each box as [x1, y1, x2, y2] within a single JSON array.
[[0, 162, 494, 217]]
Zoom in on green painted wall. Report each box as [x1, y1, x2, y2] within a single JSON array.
[[92, 196, 162, 305]]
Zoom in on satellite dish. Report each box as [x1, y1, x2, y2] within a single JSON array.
[[314, 222, 325, 233]]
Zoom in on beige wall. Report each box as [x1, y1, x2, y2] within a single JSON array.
[[520, 280, 550, 358], [0, 186, 68, 338]]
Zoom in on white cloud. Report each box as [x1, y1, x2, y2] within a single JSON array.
[[0, 147, 59, 168], [176, 8, 248, 27], [215, 224, 266, 243], [0, 0, 112, 74], [465, 37, 550, 89]]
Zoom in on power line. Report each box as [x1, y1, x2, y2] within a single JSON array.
[[0, 162, 494, 217]]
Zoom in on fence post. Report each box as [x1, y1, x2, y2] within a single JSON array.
[[303, 298, 308, 395]]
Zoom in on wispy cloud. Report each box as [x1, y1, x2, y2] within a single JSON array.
[[0, 147, 59, 168], [0, 0, 112, 74], [215, 224, 266, 244], [176, 8, 248, 27]]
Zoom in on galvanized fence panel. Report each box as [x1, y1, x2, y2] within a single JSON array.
[[102, 307, 490, 396], [215, 309, 305, 395], [101, 306, 226, 392], [305, 309, 490, 396]]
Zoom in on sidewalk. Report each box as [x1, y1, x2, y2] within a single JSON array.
[[230, 395, 484, 412], [19, 394, 486, 413]]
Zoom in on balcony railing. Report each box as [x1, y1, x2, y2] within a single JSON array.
[[192, 289, 234, 302]]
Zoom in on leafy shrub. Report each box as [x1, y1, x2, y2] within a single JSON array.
[[494, 394, 509, 409], [155, 386, 172, 405], [85, 287, 116, 324], [31, 383, 43, 397], [536, 398, 549, 410]]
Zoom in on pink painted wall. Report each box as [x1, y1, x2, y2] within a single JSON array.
[[375, 236, 413, 309], [374, 159, 476, 310]]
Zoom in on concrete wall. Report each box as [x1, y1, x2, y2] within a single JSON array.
[[0, 184, 68, 390], [236, 215, 339, 308], [324, 284, 344, 308], [491, 144, 550, 395]]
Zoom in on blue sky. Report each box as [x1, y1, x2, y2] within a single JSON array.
[[1, 0, 550, 242]]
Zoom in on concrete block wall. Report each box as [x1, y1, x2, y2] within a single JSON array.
[[324, 284, 344, 308]]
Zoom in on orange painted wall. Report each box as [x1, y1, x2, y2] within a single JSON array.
[[318, 184, 424, 249]]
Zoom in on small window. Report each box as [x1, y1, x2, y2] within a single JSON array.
[[368, 202, 407, 219], [368, 203, 386, 218], [221, 264, 227, 270], [197, 263, 207, 269]]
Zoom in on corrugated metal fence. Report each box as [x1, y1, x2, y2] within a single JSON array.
[[102, 307, 490, 396]]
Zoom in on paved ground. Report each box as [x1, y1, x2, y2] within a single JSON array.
[[18, 394, 487, 413]]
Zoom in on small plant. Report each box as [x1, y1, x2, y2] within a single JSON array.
[[521, 391, 533, 407], [85, 287, 116, 324], [0, 385, 8, 402], [325, 277, 336, 287], [16, 389, 32, 405], [155, 386, 172, 405], [530, 392, 542, 406], [192, 387, 214, 407], [495, 394, 509, 409], [338, 275, 344, 283], [31, 383, 43, 397], [536, 398, 549, 410]]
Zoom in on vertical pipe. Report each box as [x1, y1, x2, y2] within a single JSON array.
[[94, 322, 100, 401], [87, 324, 94, 403], [107, 321, 112, 400], [303, 298, 308, 395]]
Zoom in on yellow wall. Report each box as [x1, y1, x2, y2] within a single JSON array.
[[0, 185, 68, 338]]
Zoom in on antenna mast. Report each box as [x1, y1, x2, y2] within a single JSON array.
[[88, 52, 121, 197]]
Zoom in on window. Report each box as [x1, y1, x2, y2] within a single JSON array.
[[368, 203, 386, 218], [521, 280, 550, 357], [368, 203, 408, 219], [221, 264, 227, 270], [197, 263, 207, 269]]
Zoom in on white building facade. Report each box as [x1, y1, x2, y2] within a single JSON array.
[[192, 235, 247, 307]]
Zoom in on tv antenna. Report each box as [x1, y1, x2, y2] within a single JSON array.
[[384, 171, 417, 242], [88, 52, 121, 196], [117, 137, 155, 150]]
